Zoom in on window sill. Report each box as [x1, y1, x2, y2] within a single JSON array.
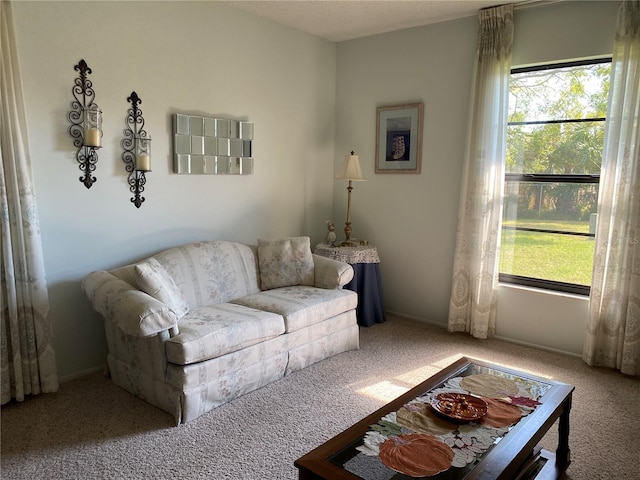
[[498, 282, 589, 301]]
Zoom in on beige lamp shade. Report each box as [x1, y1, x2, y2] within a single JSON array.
[[336, 152, 366, 181]]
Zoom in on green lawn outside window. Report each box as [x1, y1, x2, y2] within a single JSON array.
[[500, 220, 594, 286]]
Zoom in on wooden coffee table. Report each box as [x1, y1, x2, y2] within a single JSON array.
[[295, 356, 573, 480]]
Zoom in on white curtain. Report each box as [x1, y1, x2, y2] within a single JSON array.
[[447, 4, 513, 339], [1, 1, 59, 403], [584, 1, 640, 377]]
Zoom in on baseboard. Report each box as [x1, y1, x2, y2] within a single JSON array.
[[58, 365, 107, 384], [384, 310, 581, 360], [385, 310, 446, 329], [492, 335, 582, 359]]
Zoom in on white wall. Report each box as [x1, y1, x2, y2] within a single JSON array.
[[335, 16, 476, 324], [335, 1, 619, 356], [10, 1, 621, 381], [11, 1, 337, 380]]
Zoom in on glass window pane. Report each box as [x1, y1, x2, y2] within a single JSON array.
[[509, 63, 610, 122], [503, 181, 599, 232], [501, 180, 597, 286], [499, 229, 595, 286], [506, 121, 605, 175]]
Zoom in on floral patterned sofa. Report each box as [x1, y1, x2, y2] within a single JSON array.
[[82, 237, 359, 424]]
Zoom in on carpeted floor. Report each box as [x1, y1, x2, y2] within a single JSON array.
[[1, 315, 638, 479]]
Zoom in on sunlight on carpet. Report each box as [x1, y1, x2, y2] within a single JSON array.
[[356, 355, 466, 402], [393, 355, 463, 384], [356, 380, 409, 402]]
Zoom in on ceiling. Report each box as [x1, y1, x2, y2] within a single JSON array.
[[218, 0, 535, 43]]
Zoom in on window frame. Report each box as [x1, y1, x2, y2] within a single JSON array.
[[499, 57, 611, 297]]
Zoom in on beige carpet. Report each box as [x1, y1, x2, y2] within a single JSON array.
[[2, 316, 638, 479]]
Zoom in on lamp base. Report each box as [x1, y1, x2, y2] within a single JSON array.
[[343, 220, 354, 247]]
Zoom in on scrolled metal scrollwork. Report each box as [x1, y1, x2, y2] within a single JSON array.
[[68, 59, 101, 189], [128, 168, 147, 208], [78, 146, 99, 189], [122, 91, 151, 208]]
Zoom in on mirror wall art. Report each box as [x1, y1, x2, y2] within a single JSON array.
[[173, 113, 253, 175]]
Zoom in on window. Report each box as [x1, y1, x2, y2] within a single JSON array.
[[499, 59, 611, 295]]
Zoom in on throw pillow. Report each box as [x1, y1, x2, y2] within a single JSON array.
[[258, 236, 315, 290], [135, 258, 189, 319]]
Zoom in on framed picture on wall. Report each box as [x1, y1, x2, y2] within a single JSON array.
[[375, 102, 424, 174]]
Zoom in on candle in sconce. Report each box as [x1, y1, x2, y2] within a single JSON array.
[[136, 155, 151, 171], [84, 128, 101, 147]]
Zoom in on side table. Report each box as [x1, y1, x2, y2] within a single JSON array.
[[314, 243, 386, 327]]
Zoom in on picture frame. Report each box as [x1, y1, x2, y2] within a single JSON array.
[[375, 102, 423, 174]]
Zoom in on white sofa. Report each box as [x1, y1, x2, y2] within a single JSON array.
[[82, 237, 359, 424]]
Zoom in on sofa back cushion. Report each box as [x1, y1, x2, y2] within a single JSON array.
[[257, 236, 314, 290], [150, 241, 261, 308], [135, 258, 190, 318]]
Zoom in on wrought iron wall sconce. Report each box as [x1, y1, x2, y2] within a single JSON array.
[[122, 91, 151, 208], [68, 59, 103, 189]]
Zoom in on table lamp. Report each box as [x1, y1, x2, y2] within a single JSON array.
[[335, 151, 366, 246]]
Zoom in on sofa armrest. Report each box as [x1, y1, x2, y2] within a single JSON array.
[[312, 254, 354, 289], [82, 270, 179, 337]]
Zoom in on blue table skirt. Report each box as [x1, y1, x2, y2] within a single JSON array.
[[346, 263, 387, 327]]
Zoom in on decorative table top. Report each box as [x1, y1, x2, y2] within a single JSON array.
[[314, 243, 380, 264], [350, 372, 546, 477], [295, 356, 574, 480]]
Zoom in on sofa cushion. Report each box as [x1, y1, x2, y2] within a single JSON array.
[[166, 335, 288, 388], [165, 303, 285, 365], [135, 258, 189, 319], [231, 285, 358, 333], [152, 241, 261, 308], [258, 236, 314, 290]]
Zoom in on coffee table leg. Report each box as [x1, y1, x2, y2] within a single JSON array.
[[556, 394, 572, 469]]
